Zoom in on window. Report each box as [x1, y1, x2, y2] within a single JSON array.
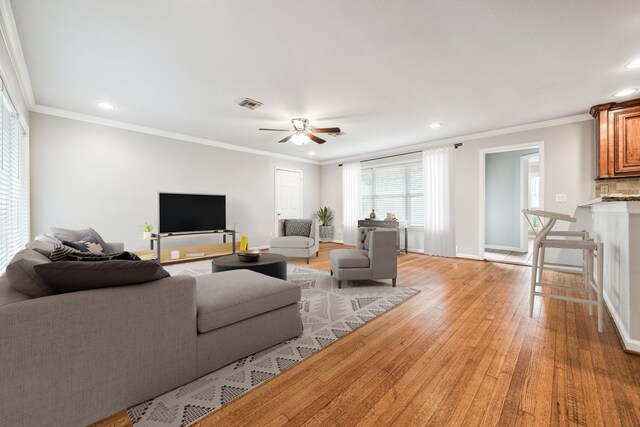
[[0, 82, 28, 273], [362, 162, 423, 226]]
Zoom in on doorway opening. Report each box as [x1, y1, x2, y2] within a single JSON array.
[[479, 142, 544, 265]]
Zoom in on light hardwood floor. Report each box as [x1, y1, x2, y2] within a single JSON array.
[[94, 243, 640, 427]]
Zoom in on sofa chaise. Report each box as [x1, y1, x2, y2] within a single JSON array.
[[0, 236, 302, 426]]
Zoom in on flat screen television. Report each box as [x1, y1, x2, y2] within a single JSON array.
[[159, 193, 226, 234]]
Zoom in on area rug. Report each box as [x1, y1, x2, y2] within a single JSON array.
[[127, 262, 419, 426]]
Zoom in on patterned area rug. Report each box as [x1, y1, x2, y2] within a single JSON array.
[[128, 262, 419, 426]]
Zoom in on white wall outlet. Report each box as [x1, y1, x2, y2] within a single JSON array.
[[555, 194, 567, 203]]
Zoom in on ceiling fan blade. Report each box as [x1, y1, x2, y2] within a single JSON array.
[[310, 127, 341, 133], [259, 128, 290, 131], [278, 134, 293, 143], [308, 133, 326, 144]]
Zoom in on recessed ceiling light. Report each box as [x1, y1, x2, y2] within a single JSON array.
[[308, 152, 316, 156], [614, 88, 638, 97], [97, 102, 115, 110], [625, 59, 640, 69], [429, 123, 442, 129]]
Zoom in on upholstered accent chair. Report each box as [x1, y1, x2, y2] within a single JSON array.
[[329, 227, 398, 289], [269, 219, 320, 264]]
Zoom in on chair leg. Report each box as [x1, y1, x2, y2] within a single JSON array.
[[529, 243, 540, 318], [306, 258, 309, 264], [392, 278, 396, 287], [586, 247, 594, 316], [597, 243, 604, 333], [338, 280, 342, 289], [330, 270, 333, 276], [316, 251, 319, 257], [538, 245, 546, 284]]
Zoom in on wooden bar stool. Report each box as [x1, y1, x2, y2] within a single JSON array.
[[522, 209, 604, 332]]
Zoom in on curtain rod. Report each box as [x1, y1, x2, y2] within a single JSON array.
[[338, 143, 462, 166]]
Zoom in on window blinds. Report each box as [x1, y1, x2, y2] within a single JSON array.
[[0, 82, 28, 273], [361, 162, 424, 226]]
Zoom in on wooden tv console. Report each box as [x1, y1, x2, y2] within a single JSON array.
[[134, 230, 237, 265]]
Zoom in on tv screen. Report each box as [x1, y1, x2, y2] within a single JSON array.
[[159, 193, 226, 233]]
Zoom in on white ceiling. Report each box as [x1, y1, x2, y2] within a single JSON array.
[[10, 0, 640, 162]]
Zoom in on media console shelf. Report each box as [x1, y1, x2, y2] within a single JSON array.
[[135, 230, 237, 265]]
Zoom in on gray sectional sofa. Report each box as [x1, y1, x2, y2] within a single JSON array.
[[0, 237, 302, 426]]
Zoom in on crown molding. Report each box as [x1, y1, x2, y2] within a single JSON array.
[[320, 113, 593, 165], [0, 0, 35, 109], [31, 104, 321, 165]]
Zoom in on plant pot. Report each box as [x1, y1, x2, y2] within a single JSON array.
[[319, 225, 334, 242], [143, 231, 152, 239]]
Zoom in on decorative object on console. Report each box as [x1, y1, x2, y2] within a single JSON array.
[[142, 222, 153, 239], [385, 212, 397, 221], [369, 209, 377, 219], [171, 250, 180, 260], [316, 206, 335, 242]]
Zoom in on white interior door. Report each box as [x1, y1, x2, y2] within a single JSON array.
[[275, 169, 302, 225]]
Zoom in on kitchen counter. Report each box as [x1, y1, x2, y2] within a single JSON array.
[[580, 195, 640, 206], [580, 200, 640, 353]]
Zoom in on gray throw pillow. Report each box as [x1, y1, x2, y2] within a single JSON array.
[[363, 230, 373, 250], [33, 260, 170, 293], [285, 219, 312, 237], [6, 249, 57, 297], [26, 234, 63, 256], [51, 227, 113, 253]]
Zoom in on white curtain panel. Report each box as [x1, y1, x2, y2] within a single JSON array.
[[342, 162, 362, 246], [423, 146, 456, 257]]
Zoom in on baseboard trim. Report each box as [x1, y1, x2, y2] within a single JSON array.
[[485, 244, 524, 252], [456, 253, 483, 260], [602, 292, 640, 354]]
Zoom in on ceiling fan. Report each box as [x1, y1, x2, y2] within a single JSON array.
[[259, 118, 341, 145]]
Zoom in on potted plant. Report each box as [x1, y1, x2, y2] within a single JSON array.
[[142, 222, 153, 239], [316, 206, 334, 242]]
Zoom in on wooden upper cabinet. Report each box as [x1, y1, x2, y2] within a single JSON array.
[[590, 98, 640, 179]]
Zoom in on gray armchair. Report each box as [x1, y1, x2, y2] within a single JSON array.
[[329, 227, 398, 288], [269, 219, 320, 264]]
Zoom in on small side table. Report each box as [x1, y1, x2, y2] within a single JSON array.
[[211, 253, 287, 280]]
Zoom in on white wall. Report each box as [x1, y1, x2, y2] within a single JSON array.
[[322, 120, 595, 256], [29, 112, 321, 250], [321, 163, 344, 242], [485, 148, 538, 250], [456, 120, 594, 258]]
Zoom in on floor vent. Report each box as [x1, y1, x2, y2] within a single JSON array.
[[238, 98, 263, 110]]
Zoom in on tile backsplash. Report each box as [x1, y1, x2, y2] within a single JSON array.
[[596, 177, 640, 196]]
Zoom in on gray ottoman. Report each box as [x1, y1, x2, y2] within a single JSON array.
[[194, 270, 302, 376]]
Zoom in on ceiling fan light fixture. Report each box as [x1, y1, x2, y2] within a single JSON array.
[[291, 132, 311, 146]]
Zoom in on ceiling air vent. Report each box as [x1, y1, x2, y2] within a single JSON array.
[[238, 98, 263, 110]]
